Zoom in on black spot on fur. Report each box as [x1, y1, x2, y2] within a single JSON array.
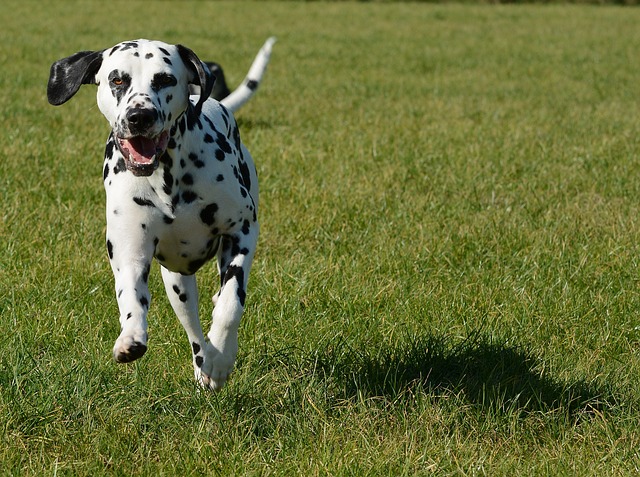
[[133, 197, 155, 207], [192, 342, 201, 355], [186, 106, 198, 131], [121, 41, 138, 51], [140, 296, 149, 308], [227, 236, 241, 257], [160, 152, 172, 167], [195, 356, 204, 367], [172, 285, 188, 302], [238, 160, 251, 190], [182, 191, 198, 203], [142, 263, 151, 283], [200, 203, 218, 226], [163, 167, 174, 195], [232, 125, 242, 151], [203, 115, 216, 130], [151, 73, 177, 92], [114, 157, 127, 174], [107, 240, 114, 259], [105, 138, 115, 158], [224, 265, 246, 307], [187, 258, 206, 274]]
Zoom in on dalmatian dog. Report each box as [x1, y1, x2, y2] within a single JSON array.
[[47, 38, 274, 391]]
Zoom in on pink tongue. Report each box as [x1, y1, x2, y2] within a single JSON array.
[[122, 137, 157, 164]]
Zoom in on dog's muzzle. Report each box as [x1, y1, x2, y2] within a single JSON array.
[[116, 108, 169, 177], [114, 107, 169, 176], [116, 132, 169, 177]]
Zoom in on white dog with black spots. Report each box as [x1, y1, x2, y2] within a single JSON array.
[[47, 38, 274, 391]]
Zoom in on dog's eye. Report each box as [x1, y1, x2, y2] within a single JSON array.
[[108, 71, 130, 88]]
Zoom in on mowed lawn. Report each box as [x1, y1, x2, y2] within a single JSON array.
[[2, 1, 640, 475]]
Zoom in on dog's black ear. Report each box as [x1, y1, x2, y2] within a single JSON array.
[[47, 50, 104, 106], [177, 44, 215, 114]]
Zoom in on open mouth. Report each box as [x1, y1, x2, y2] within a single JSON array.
[[116, 131, 169, 177]]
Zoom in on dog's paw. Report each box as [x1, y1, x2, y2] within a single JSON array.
[[113, 330, 148, 363], [192, 336, 237, 392]]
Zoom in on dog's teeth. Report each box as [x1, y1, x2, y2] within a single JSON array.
[[150, 154, 156, 162]]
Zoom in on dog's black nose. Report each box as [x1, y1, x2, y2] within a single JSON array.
[[126, 108, 158, 134]]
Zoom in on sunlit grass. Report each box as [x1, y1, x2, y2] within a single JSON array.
[[2, 1, 640, 475]]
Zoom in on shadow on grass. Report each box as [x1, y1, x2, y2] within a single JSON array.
[[310, 332, 616, 418], [236, 116, 276, 131]]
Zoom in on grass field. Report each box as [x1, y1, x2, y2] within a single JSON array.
[[2, 0, 640, 475]]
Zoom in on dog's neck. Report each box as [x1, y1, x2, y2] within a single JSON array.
[[169, 103, 199, 139], [143, 103, 200, 217]]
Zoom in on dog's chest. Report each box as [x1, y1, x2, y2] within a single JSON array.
[[105, 140, 256, 275], [151, 205, 223, 275]]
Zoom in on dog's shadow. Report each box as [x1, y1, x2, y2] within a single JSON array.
[[309, 332, 615, 418]]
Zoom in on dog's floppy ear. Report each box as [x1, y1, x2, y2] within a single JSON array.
[[47, 50, 104, 106], [177, 44, 215, 115]]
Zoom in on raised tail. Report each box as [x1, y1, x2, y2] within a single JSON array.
[[218, 37, 276, 113]]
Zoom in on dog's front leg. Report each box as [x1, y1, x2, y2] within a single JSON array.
[[107, 235, 154, 363]]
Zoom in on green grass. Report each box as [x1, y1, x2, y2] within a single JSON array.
[[2, 0, 640, 474]]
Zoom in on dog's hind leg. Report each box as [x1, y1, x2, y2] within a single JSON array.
[[159, 267, 211, 388], [198, 224, 259, 391]]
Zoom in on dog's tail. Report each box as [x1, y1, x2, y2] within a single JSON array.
[[217, 37, 276, 113]]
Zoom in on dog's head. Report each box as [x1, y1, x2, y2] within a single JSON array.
[[47, 39, 215, 176]]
